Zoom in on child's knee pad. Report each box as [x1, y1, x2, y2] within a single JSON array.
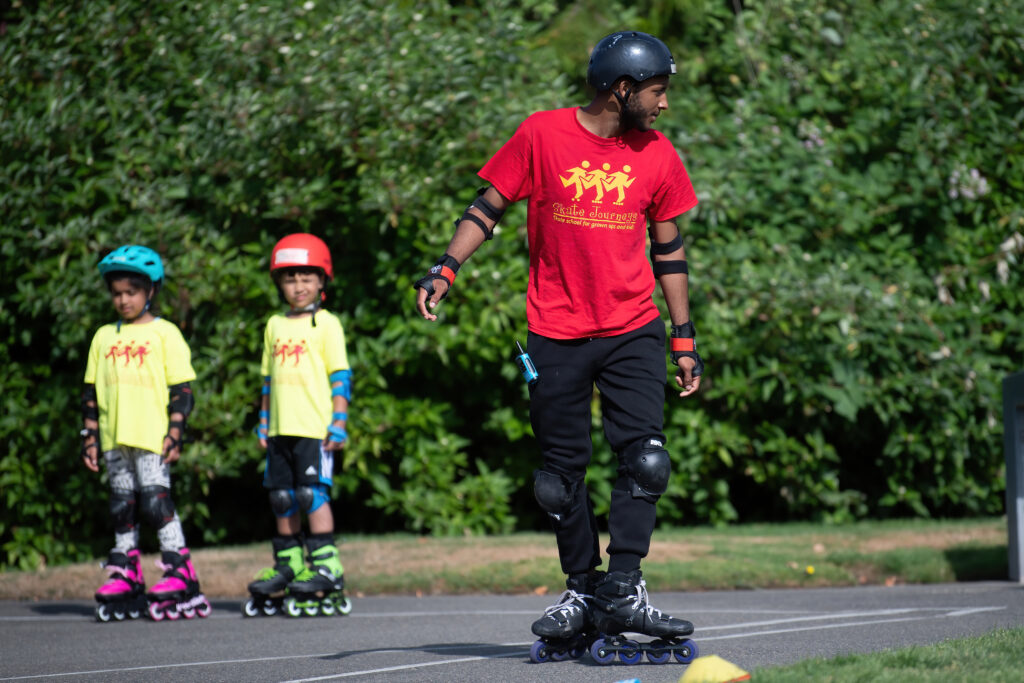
[[295, 484, 330, 513], [109, 488, 136, 534], [269, 489, 298, 518], [138, 485, 176, 529]]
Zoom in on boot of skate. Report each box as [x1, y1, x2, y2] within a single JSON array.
[[146, 547, 211, 620], [591, 569, 693, 637], [288, 541, 344, 594], [531, 570, 604, 638], [96, 548, 145, 602], [249, 536, 305, 595]]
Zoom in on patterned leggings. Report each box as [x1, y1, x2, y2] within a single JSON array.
[[105, 447, 186, 553]]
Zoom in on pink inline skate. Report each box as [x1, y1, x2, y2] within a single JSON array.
[[146, 547, 212, 621], [95, 548, 147, 622]]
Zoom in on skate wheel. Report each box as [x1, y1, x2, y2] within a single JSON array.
[[128, 608, 142, 620], [165, 606, 181, 621], [303, 604, 319, 617], [95, 604, 112, 623], [243, 598, 260, 618], [646, 645, 671, 664], [673, 638, 698, 664], [589, 638, 616, 666], [567, 645, 585, 659], [148, 602, 165, 622], [618, 640, 643, 665], [113, 609, 126, 621], [197, 600, 212, 618], [262, 601, 278, 617], [549, 649, 571, 662], [321, 600, 336, 616], [336, 596, 353, 616], [284, 597, 302, 618], [182, 605, 196, 619], [529, 640, 551, 664]]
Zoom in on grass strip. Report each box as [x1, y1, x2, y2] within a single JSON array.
[[752, 627, 1024, 682]]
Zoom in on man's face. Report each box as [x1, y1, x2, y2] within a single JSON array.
[[622, 76, 670, 132]]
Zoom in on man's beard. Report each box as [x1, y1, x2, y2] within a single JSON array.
[[621, 96, 651, 132]]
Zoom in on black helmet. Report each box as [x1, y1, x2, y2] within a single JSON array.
[[587, 31, 676, 91]]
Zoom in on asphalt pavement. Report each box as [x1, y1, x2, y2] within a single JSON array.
[[1, 581, 1021, 682]]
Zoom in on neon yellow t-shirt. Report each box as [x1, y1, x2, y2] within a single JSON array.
[[84, 318, 197, 454], [260, 310, 349, 439]]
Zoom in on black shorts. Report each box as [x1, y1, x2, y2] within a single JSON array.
[[263, 436, 333, 490]]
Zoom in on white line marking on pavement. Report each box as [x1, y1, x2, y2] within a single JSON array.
[[0, 605, 1005, 680]]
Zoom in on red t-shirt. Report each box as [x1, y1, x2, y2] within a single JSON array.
[[479, 107, 698, 339]]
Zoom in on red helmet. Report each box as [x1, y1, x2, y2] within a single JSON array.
[[270, 233, 333, 281]]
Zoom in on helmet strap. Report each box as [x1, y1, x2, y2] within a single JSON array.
[[612, 85, 633, 131], [288, 300, 321, 327]]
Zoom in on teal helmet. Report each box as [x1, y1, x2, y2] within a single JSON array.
[[98, 245, 165, 286]]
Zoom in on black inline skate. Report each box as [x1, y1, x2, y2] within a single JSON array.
[[589, 569, 698, 665], [528, 571, 604, 663], [94, 548, 147, 622], [284, 535, 352, 617], [146, 547, 212, 621], [243, 535, 304, 617]]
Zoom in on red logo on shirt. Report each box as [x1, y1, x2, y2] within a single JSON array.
[[273, 338, 308, 366], [560, 160, 635, 205], [104, 341, 152, 367]]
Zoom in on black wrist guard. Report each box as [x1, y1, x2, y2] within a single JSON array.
[[80, 427, 99, 458], [670, 321, 704, 377], [165, 420, 185, 451], [413, 254, 460, 300]]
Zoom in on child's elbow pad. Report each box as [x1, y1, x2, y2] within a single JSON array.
[[168, 383, 195, 417], [329, 369, 352, 400]]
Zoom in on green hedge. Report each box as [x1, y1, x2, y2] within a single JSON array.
[[1, 0, 1020, 569]]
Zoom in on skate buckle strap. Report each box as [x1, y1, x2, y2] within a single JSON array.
[[104, 565, 132, 579]]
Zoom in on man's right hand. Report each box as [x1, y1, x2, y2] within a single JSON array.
[[415, 279, 451, 321]]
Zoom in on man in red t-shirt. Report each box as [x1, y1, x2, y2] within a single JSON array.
[[414, 31, 705, 655]]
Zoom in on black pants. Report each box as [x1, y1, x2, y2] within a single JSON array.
[[528, 317, 666, 576]]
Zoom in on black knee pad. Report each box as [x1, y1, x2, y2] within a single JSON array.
[[295, 485, 329, 513], [109, 488, 136, 535], [138, 485, 176, 529], [534, 469, 577, 518], [269, 489, 297, 517], [623, 437, 672, 503]]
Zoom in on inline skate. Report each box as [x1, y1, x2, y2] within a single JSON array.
[[146, 547, 212, 621], [589, 569, 698, 665], [94, 548, 147, 622], [243, 535, 304, 617], [528, 571, 603, 663], [284, 536, 352, 617]]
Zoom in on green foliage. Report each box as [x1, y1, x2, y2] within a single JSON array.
[[2, 0, 1021, 568], [649, 0, 1022, 523]]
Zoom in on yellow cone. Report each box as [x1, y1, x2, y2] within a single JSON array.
[[678, 654, 751, 683]]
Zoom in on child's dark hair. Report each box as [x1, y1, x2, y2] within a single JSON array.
[[272, 266, 324, 282], [104, 271, 158, 298]]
